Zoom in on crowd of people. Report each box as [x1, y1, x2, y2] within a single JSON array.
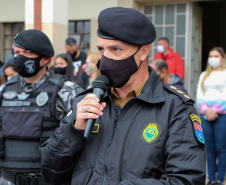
[[0, 6, 224, 185]]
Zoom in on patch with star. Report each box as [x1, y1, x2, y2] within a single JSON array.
[[190, 114, 205, 144], [141, 122, 161, 144]]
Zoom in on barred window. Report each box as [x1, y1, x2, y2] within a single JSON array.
[[68, 20, 90, 52], [144, 3, 187, 61], [3, 22, 24, 61]]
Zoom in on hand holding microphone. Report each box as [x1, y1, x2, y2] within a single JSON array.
[[74, 75, 109, 138]]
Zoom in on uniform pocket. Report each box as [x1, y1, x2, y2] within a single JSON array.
[[2, 111, 42, 139], [71, 167, 93, 185]]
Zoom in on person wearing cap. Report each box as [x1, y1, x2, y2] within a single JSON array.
[[0, 29, 83, 185], [65, 37, 89, 89], [40, 7, 206, 185]]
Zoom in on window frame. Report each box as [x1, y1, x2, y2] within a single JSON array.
[[68, 20, 90, 52], [3, 22, 24, 61]]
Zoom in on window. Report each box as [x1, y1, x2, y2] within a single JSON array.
[[68, 20, 90, 52], [4, 22, 24, 61], [144, 3, 187, 61]]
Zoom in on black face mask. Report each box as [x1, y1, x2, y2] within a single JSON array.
[[69, 51, 77, 59], [15, 55, 43, 78], [54, 67, 67, 75], [97, 47, 141, 88]]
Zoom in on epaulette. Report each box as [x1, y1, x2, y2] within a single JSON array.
[[164, 84, 194, 104]]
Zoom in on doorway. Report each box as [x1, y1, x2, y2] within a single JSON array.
[[199, 0, 226, 71]]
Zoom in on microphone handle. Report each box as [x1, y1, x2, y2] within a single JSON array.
[[84, 88, 105, 138]]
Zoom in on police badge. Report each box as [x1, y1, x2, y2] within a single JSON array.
[[36, 92, 48, 107], [141, 122, 161, 144], [17, 92, 30, 100], [3, 91, 17, 99]]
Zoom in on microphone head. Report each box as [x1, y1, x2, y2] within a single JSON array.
[[92, 75, 109, 91]]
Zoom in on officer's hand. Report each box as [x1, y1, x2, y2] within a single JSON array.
[[74, 94, 106, 130]]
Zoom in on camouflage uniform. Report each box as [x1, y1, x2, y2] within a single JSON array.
[[20, 69, 83, 120], [0, 69, 83, 185]]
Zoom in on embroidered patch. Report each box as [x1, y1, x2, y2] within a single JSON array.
[[3, 91, 17, 100], [36, 92, 48, 107], [141, 123, 160, 143], [17, 92, 30, 100], [190, 114, 205, 144], [92, 124, 99, 134]]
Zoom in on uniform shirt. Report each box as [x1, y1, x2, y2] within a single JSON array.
[[111, 81, 146, 108], [20, 68, 83, 120], [196, 70, 226, 114]]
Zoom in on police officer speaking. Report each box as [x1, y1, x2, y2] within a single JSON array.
[[40, 7, 206, 185], [0, 29, 83, 185]]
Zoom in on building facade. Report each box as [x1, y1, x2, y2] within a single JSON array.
[[0, 0, 225, 99]]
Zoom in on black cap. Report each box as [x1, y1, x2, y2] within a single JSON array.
[[97, 7, 156, 45], [14, 29, 54, 57]]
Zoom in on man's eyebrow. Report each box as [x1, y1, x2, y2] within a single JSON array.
[[97, 44, 124, 49]]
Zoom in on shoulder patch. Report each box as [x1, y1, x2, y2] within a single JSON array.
[[190, 114, 205, 144], [164, 84, 194, 104]]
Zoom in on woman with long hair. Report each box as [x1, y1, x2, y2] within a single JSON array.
[[196, 47, 226, 185], [83, 52, 101, 88]]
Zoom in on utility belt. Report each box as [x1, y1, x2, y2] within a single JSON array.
[[1, 169, 48, 185]]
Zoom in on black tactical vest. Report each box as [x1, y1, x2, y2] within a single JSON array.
[[0, 74, 65, 172]]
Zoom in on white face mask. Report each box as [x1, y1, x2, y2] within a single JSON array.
[[208, 58, 221, 68], [157, 45, 165, 53]]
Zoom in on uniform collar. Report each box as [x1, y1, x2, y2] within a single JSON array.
[[104, 66, 165, 104], [111, 80, 146, 98], [136, 66, 165, 104], [20, 68, 52, 92]]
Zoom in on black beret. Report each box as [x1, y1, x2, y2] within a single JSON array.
[[97, 7, 156, 45], [14, 29, 54, 57]]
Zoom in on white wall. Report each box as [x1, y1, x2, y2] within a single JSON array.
[[0, 0, 25, 22], [68, 0, 117, 20]]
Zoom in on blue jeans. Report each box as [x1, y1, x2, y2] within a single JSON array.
[[201, 114, 226, 181]]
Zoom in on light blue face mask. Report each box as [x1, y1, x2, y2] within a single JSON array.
[[86, 65, 94, 72]]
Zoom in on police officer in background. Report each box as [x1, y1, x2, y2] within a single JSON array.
[[0, 29, 83, 185], [40, 7, 206, 185]]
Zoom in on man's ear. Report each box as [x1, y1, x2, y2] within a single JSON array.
[[40, 57, 51, 66], [140, 44, 151, 61]]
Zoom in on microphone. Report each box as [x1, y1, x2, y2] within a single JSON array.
[[84, 75, 109, 138]]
